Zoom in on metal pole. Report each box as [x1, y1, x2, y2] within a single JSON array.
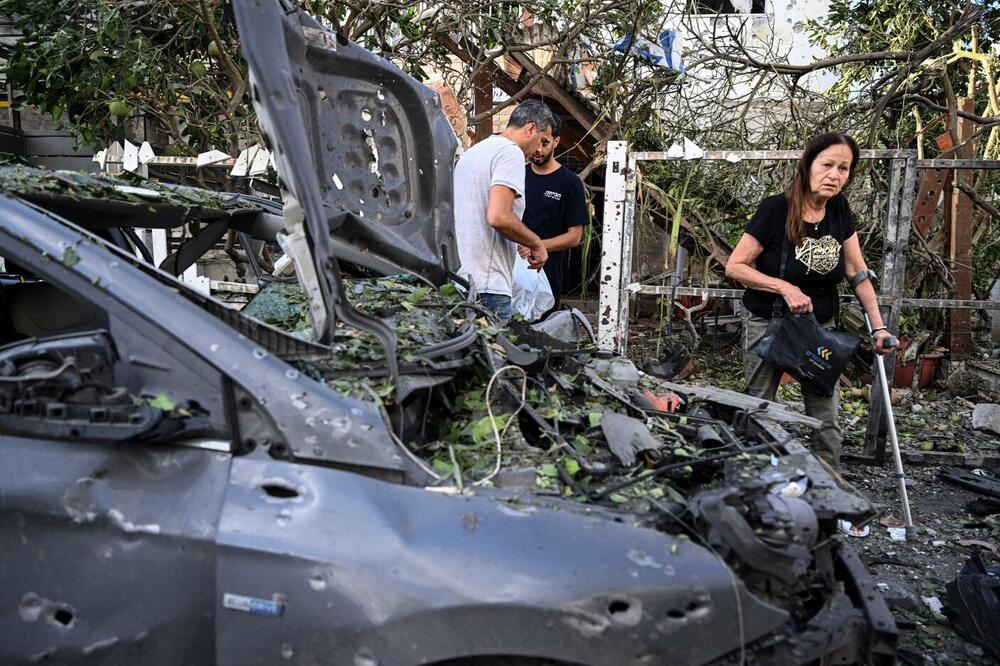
[[598, 141, 629, 352], [864, 312, 917, 539]]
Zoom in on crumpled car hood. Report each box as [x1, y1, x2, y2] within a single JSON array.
[[233, 0, 458, 349]]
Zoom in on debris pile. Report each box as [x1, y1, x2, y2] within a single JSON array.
[[239, 277, 903, 660], [244, 277, 812, 509]]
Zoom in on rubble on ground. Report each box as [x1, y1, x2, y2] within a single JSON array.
[[640, 333, 1000, 665]]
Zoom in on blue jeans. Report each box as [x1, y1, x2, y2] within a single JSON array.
[[478, 293, 513, 321]]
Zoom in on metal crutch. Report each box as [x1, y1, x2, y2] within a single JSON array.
[[864, 312, 917, 539]]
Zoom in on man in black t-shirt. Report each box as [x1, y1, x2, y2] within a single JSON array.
[[520, 116, 590, 307]]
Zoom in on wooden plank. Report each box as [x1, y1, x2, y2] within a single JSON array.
[[916, 159, 1000, 169], [902, 450, 1000, 467], [436, 33, 600, 162], [473, 70, 493, 143], [912, 167, 951, 238], [865, 157, 915, 462], [633, 149, 913, 161], [632, 285, 1000, 309], [508, 52, 607, 144], [210, 280, 259, 294], [949, 98, 976, 360]]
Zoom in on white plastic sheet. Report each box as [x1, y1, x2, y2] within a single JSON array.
[[511, 255, 555, 321]]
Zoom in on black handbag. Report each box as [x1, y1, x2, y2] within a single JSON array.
[[753, 236, 860, 397]]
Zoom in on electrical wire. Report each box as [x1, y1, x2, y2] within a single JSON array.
[[474, 365, 528, 487]]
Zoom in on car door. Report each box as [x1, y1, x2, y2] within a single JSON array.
[[0, 210, 234, 664]]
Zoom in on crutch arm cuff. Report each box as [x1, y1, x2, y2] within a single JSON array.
[[848, 270, 875, 289]]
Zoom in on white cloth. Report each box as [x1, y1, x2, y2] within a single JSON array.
[[511, 254, 555, 321], [453, 135, 526, 297]]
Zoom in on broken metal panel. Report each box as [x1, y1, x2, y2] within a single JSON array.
[[0, 438, 230, 664], [215, 458, 789, 666], [835, 543, 899, 663], [0, 199, 405, 475], [233, 1, 458, 337], [654, 380, 823, 429]]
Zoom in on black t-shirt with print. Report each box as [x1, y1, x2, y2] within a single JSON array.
[[523, 164, 590, 296], [742, 193, 856, 323]]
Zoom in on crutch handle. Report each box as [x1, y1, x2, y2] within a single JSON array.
[[881, 334, 898, 349]]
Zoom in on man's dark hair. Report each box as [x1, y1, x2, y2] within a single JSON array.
[[507, 99, 556, 133], [548, 113, 562, 138]]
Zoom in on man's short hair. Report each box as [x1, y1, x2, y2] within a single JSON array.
[[548, 114, 561, 138], [507, 99, 556, 133]]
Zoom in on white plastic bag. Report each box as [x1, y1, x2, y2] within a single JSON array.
[[511, 254, 555, 321]]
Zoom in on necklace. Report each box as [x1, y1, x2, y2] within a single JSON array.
[[803, 208, 825, 224]]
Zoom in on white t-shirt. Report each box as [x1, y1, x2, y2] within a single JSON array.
[[453, 135, 526, 297]]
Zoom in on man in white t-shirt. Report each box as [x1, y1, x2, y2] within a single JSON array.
[[453, 99, 556, 320]]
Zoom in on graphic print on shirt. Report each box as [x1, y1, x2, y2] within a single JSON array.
[[794, 234, 840, 275]]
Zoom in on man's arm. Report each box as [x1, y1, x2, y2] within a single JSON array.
[[487, 184, 547, 268], [541, 225, 583, 252]]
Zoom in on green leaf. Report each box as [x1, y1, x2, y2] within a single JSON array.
[[665, 485, 689, 507], [572, 434, 593, 456], [147, 393, 176, 412], [538, 463, 559, 477], [470, 414, 507, 444], [588, 412, 602, 428], [609, 493, 629, 504], [438, 283, 459, 296], [432, 458, 455, 476], [562, 458, 581, 478], [405, 286, 429, 303]]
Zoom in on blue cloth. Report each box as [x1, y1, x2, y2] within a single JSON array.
[[478, 293, 513, 321], [612, 31, 684, 73]]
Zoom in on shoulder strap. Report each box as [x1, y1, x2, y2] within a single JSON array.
[[772, 234, 790, 318]]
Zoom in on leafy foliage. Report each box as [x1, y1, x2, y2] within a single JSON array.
[[0, 0, 252, 154]]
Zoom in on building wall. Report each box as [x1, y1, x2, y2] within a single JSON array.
[[674, 0, 836, 136]]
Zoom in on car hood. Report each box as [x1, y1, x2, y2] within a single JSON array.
[[233, 1, 458, 348]]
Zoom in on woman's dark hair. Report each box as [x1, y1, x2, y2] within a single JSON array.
[[785, 132, 860, 245]]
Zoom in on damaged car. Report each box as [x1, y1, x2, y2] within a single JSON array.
[[0, 1, 897, 664]]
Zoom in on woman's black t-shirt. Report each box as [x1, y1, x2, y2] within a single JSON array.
[[742, 193, 856, 323]]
